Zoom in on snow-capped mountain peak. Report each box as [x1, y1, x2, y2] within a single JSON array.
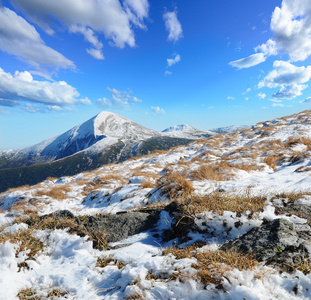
[[94, 111, 158, 140]]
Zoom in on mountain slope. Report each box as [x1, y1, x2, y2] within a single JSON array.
[[162, 124, 215, 139]]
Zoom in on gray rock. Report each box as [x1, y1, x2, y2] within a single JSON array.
[[221, 218, 311, 272], [275, 203, 311, 223], [41, 209, 160, 244], [221, 218, 299, 261], [82, 211, 159, 243]]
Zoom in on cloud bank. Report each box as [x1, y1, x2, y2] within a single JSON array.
[[0, 68, 90, 111]]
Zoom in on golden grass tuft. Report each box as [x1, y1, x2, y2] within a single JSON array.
[[263, 153, 285, 171], [0, 228, 44, 260], [34, 185, 71, 200], [191, 161, 233, 181], [163, 245, 258, 285], [157, 171, 194, 198], [195, 249, 258, 285], [175, 192, 267, 216]]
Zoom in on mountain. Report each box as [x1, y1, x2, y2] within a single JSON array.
[[162, 124, 215, 139], [0, 111, 159, 169], [0, 112, 198, 192]]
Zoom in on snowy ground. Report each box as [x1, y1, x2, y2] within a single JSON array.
[[1, 110, 311, 299]]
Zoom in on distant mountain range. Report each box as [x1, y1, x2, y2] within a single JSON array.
[[0, 111, 245, 192]]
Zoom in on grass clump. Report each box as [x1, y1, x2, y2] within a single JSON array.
[[157, 171, 194, 198], [175, 192, 267, 216], [0, 228, 44, 259], [163, 245, 258, 285], [34, 185, 71, 200]]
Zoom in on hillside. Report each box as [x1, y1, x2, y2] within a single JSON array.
[[1, 110, 311, 299]]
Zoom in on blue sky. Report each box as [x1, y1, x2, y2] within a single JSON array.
[[1, 0, 311, 149]]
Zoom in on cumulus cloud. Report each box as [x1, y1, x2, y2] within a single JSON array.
[[272, 83, 307, 99], [230, 0, 311, 69], [227, 96, 235, 100], [0, 68, 90, 109], [151, 106, 165, 114], [165, 71, 172, 76], [0, 6, 74, 71], [229, 53, 266, 69], [258, 61, 311, 100], [271, 0, 311, 62], [97, 87, 142, 107], [163, 10, 183, 42], [167, 54, 181, 67], [86, 48, 104, 60], [11, 0, 150, 58], [258, 92, 267, 99], [258, 61, 311, 88], [272, 103, 284, 107]]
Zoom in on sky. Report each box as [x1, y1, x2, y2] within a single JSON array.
[[1, 0, 311, 149]]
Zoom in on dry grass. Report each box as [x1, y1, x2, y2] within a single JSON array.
[[34, 185, 71, 200], [191, 161, 233, 181], [163, 245, 258, 285], [286, 136, 311, 150], [271, 192, 311, 204], [195, 249, 258, 285], [124, 292, 145, 300], [263, 153, 285, 171], [157, 171, 194, 198], [175, 192, 267, 216], [6, 185, 30, 193], [140, 181, 156, 189], [17, 287, 69, 299], [15, 214, 109, 250], [96, 256, 125, 269], [0, 228, 44, 260]]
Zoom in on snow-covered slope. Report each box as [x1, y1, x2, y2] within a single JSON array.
[[210, 124, 249, 134], [0, 111, 159, 168], [162, 124, 215, 139], [1, 110, 311, 299]]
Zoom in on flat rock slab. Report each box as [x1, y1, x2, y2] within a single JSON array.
[[42, 209, 160, 243]]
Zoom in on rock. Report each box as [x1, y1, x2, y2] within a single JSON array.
[[41, 209, 160, 244], [275, 203, 311, 223], [82, 211, 159, 243], [221, 218, 311, 272], [221, 218, 299, 261]]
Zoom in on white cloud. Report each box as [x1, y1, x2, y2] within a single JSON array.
[[272, 83, 307, 99], [271, 103, 284, 107], [255, 39, 277, 57], [243, 87, 251, 94], [271, 0, 311, 61], [258, 92, 267, 99], [86, 48, 104, 60], [0, 68, 90, 108], [227, 96, 235, 100], [299, 97, 311, 103], [229, 53, 266, 69], [165, 71, 172, 76], [11, 0, 150, 57], [163, 10, 183, 42], [97, 87, 142, 107], [0, 6, 74, 71], [167, 54, 181, 67], [245, 97, 249, 101], [151, 106, 165, 114], [258, 61, 311, 88]]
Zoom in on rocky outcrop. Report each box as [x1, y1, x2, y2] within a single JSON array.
[[221, 218, 311, 273], [42, 209, 160, 244]]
